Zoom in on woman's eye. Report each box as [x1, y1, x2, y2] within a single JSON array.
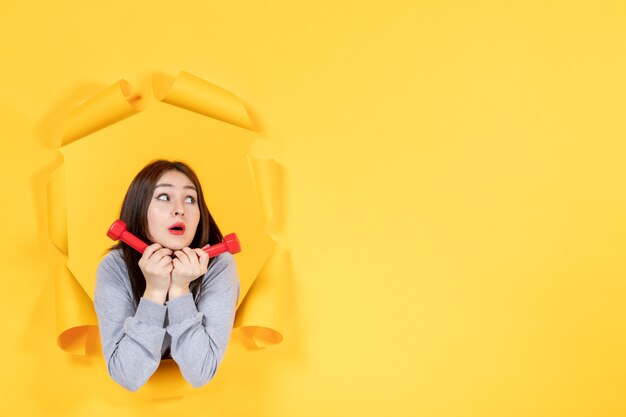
[[185, 196, 196, 204], [157, 194, 169, 201]]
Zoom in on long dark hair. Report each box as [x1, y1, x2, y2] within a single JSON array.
[[108, 160, 223, 306]]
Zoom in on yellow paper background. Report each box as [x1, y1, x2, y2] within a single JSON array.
[[3, 1, 626, 416]]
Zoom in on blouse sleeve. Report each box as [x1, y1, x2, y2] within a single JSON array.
[[165, 252, 240, 388], [94, 253, 167, 392]]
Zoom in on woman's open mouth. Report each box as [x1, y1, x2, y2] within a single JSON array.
[[168, 222, 186, 235]]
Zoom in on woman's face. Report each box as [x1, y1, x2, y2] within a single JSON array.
[[146, 170, 201, 250]]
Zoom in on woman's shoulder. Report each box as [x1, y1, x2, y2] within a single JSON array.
[[94, 249, 133, 305], [212, 250, 235, 266], [204, 252, 239, 286], [208, 251, 237, 273], [96, 249, 127, 281]]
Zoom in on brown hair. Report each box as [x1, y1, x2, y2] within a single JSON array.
[[108, 160, 223, 306]]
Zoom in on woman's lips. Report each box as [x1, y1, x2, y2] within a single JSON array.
[[168, 222, 186, 235]]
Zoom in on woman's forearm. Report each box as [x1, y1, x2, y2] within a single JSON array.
[[144, 286, 167, 304], [168, 283, 190, 300]]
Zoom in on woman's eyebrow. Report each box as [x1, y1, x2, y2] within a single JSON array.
[[155, 183, 197, 191]]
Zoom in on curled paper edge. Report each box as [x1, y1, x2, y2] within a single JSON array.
[[233, 140, 290, 348], [153, 70, 255, 131], [235, 244, 290, 348], [61, 80, 144, 146], [55, 264, 98, 355]]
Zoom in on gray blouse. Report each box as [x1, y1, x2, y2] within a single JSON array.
[[94, 249, 240, 391]]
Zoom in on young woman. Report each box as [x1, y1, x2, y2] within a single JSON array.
[[94, 160, 240, 392]]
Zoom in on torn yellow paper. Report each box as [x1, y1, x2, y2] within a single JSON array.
[[153, 71, 254, 131], [247, 140, 285, 240], [59, 85, 273, 304], [55, 264, 98, 355], [233, 141, 289, 348], [52, 71, 288, 399], [47, 164, 68, 253], [62, 80, 144, 146], [235, 245, 290, 348]]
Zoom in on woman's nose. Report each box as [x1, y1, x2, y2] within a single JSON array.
[[173, 203, 185, 216]]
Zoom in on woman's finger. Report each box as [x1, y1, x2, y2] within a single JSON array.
[[183, 247, 196, 258], [174, 250, 190, 264], [154, 248, 173, 261], [157, 255, 172, 268], [183, 247, 199, 266], [195, 248, 209, 269], [142, 243, 162, 261], [172, 258, 183, 270]]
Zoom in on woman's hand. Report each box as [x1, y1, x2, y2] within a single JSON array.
[[138, 243, 173, 303], [170, 247, 209, 298]]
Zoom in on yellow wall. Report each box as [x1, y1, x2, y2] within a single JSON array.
[[3, 1, 626, 415]]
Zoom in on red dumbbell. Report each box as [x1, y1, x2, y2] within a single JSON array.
[[205, 233, 241, 257], [107, 219, 241, 257], [107, 220, 148, 253]]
